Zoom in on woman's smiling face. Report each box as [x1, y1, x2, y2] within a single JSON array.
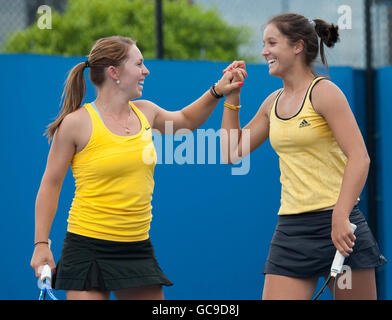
[[117, 45, 150, 99], [262, 23, 299, 77]]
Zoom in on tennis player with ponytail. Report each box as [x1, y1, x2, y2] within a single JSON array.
[[30, 36, 245, 300], [221, 14, 386, 299]]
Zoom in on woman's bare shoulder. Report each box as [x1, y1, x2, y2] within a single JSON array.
[[58, 106, 91, 152]]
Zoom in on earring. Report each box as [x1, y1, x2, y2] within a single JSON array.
[[116, 79, 120, 84]]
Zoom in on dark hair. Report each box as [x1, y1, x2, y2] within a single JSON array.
[[267, 13, 340, 71], [45, 36, 136, 141]]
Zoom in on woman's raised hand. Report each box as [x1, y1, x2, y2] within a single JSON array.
[[214, 62, 247, 96], [223, 60, 247, 74]]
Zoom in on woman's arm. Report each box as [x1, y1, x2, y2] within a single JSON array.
[[220, 89, 280, 164], [312, 80, 370, 257], [137, 69, 245, 134], [31, 114, 78, 276]]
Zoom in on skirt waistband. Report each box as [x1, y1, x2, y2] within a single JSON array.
[[277, 205, 361, 226]]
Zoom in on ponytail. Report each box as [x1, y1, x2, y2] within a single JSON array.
[[45, 62, 87, 142], [313, 19, 340, 69]]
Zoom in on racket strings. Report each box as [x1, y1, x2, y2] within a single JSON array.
[[312, 274, 339, 300], [39, 280, 58, 300], [312, 275, 332, 300]]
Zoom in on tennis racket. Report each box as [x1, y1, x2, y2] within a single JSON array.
[[36, 238, 58, 300], [312, 223, 357, 300], [38, 264, 58, 300]]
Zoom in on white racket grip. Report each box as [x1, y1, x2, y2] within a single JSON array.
[[330, 223, 357, 276], [40, 264, 52, 283]]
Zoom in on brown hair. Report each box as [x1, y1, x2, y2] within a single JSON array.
[[45, 36, 136, 142], [267, 13, 339, 71]]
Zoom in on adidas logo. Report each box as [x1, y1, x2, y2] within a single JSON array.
[[299, 119, 311, 128]]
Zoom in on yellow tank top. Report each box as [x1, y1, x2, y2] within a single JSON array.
[[269, 77, 349, 215], [67, 101, 157, 241]]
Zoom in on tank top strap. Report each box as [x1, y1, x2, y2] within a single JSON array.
[[304, 76, 327, 105], [85, 102, 116, 141], [84, 102, 105, 134], [271, 89, 284, 118], [129, 101, 151, 129], [84, 102, 101, 121]]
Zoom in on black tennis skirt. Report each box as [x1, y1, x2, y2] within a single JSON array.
[[53, 232, 173, 291], [263, 205, 387, 278]]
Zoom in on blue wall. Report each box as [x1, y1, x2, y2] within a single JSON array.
[[375, 67, 392, 300], [0, 54, 388, 299]]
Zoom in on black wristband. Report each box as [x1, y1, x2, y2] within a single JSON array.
[[34, 241, 49, 247], [210, 84, 224, 99]]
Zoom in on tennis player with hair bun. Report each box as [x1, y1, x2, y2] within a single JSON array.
[[221, 13, 386, 300], [30, 35, 245, 300]]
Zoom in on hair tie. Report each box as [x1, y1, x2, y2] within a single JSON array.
[[84, 60, 90, 68], [309, 19, 316, 27]]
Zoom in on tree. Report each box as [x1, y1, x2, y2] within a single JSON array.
[[3, 0, 254, 61]]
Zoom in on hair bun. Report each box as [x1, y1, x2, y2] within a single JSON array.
[[314, 19, 340, 48], [325, 24, 339, 47]]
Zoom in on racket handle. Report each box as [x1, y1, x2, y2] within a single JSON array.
[[330, 223, 357, 277], [40, 264, 52, 281], [38, 264, 52, 288]]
